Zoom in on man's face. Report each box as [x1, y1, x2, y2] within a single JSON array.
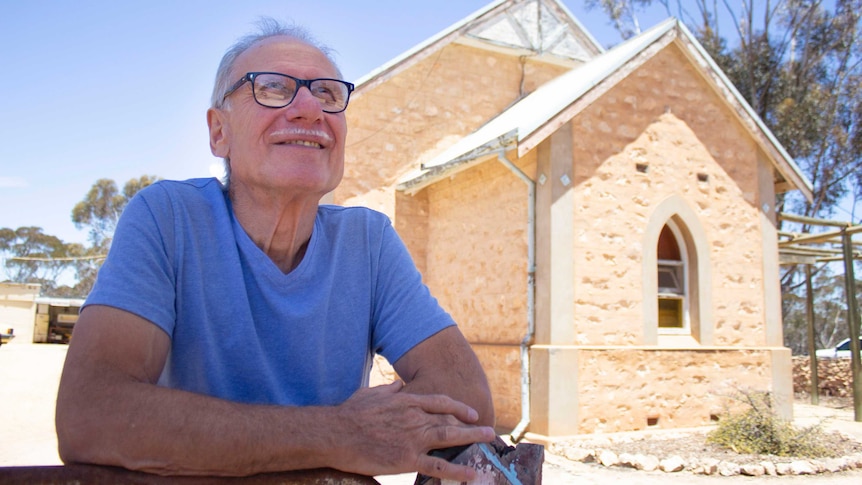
[[207, 36, 347, 198]]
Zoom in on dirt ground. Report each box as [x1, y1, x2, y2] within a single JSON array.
[[3, 342, 862, 484]]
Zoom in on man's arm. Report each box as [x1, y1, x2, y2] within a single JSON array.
[[56, 305, 494, 479], [393, 326, 495, 427]]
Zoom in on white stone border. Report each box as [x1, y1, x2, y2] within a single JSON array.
[[550, 436, 862, 476]]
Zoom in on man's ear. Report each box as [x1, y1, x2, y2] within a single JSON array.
[[207, 108, 230, 158]]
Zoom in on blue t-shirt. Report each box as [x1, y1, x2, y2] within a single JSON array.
[[84, 178, 454, 406]]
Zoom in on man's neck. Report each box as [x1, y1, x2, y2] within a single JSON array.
[[229, 184, 320, 274]]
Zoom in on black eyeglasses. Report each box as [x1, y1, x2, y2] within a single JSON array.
[[221, 72, 354, 113]]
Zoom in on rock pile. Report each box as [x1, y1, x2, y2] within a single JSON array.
[[793, 357, 854, 397]]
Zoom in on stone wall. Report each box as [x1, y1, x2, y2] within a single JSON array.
[[792, 356, 855, 397], [422, 152, 534, 429], [573, 348, 775, 434], [338, 43, 567, 212], [565, 43, 769, 347]]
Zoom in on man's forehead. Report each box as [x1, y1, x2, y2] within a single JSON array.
[[234, 36, 337, 76]]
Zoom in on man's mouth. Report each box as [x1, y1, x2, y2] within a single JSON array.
[[270, 128, 331, 149], [280, 140, 322, 148]]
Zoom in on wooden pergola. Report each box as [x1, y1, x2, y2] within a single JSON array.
[[777, 212, 862, 421]]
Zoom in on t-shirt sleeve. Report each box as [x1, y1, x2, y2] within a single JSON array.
[[370, 220, 456, 364], [83, 186, 177, 336]]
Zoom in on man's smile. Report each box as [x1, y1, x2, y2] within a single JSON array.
[[269, 128, 331, 149], [279, 139, 322, 148]]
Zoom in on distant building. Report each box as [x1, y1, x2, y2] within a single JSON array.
[[0, 282, 40, 343], [0, 282, 82, 344], [336, 0, 813, 441]]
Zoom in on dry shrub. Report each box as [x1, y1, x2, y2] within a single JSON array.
[[707, 391, 833, 458]]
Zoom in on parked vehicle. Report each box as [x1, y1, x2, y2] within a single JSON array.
[[815, 337, 862, 359], [0, 328, 14, 347]]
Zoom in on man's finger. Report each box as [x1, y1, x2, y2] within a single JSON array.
[[406, 393, 480, 424], [425, 423, 495, 450], [416, 453, 477, 482]]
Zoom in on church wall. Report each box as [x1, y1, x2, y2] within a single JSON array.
[[419, 151, 536, 429], [339, 43, 567, 214], [565, 44, 770, 347]]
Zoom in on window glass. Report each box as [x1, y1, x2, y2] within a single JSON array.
[[658, 298, 683, 328], [657, 222, 687, 332]]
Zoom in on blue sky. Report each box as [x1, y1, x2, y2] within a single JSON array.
[[0, 1, 661, 245]]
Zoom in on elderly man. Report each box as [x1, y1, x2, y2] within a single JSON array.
[[55, 19, 494, 482]]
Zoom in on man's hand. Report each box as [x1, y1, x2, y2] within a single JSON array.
[[331, 382, 495, 481]]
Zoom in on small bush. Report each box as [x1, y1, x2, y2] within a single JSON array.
[[707, 391, 832, 458]]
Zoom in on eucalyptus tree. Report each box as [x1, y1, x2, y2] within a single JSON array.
[[0, 175, 160, 297], [0, 226, 81, 294]]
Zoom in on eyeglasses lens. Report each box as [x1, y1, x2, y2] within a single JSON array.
[[252, 73, 349, 112]]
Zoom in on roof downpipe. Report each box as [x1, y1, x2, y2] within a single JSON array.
[[495, 151, 536, 442]]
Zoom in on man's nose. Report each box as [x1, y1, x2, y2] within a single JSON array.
[[285, 86, 323, 119]]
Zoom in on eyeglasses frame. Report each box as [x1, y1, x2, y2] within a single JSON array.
[[221, 71, 355, 113]]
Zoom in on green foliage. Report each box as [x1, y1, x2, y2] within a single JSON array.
[[72, 175, 160, 250], [1, 175, 159, 297], [707, 391, 832, 458], [0, 226, 75, 293]]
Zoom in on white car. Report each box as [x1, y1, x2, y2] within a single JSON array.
[[815, 337, 862, 359]]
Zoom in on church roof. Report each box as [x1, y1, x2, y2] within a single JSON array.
[[396, 16, 813, 202]]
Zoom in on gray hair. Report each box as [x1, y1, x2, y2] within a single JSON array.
[[210, 18, 342, 186], [211, 17, 341, 109]]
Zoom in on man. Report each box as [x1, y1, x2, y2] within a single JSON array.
[[55, 19, 494, 482]]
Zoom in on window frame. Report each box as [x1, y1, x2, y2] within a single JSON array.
[[657, 221, 690, 335]]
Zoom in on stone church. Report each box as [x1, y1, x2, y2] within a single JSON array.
[[332, 0, 813, 442]]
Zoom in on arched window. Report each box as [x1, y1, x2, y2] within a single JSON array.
[[657, 221, 688, 332], [642, 195, 713, 345]]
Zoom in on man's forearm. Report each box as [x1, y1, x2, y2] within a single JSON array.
[[395, 327, 495, 427], [57, 377, 493, 478], [57, 308, 494, 480], [400, 362, 494, 427], [57, 378, 342, 476]]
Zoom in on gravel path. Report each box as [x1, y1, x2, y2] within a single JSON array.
[[3, 343, 862, 483]]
